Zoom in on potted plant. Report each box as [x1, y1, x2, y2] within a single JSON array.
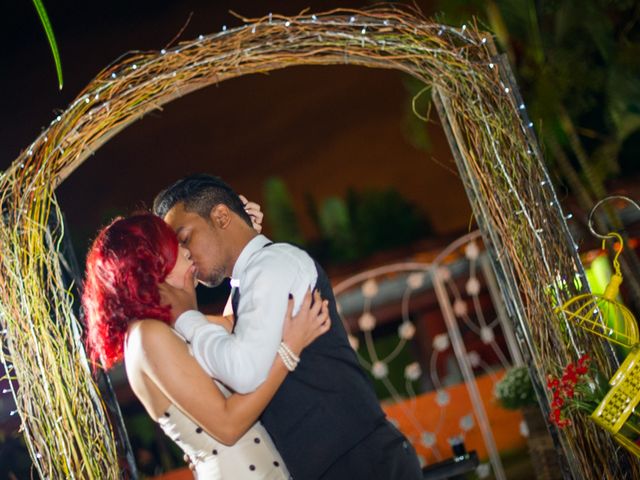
[[495, 366, 562, 480]]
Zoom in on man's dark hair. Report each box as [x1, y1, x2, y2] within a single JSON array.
[[153, 174, 252, 226]]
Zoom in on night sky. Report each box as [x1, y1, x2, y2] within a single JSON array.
[[1, 0, 470, 263]]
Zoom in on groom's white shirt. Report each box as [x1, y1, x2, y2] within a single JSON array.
[[174, 234, 317, 394]]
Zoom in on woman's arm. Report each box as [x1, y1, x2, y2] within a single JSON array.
[[136, 290, 328, 445]]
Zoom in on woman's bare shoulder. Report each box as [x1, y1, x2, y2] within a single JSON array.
[[126, 320, 177, 356]]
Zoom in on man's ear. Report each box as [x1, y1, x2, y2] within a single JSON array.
[[209, 204, 232, 229]]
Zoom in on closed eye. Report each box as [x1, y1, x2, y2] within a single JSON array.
[[178, 235, 189, 246]]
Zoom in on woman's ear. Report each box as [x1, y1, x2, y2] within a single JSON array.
[[209, 204, 232, 229]]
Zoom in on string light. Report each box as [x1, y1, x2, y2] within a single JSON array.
[[2, 14, 587, 474]]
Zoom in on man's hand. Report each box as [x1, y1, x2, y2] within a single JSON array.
[[158, 267, 197, 325]]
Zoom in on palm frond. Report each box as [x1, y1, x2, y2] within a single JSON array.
[[32, 0, 63, 89]]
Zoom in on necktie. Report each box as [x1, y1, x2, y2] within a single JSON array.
[[231, 287, 240, 333], [230, 242, 270, 333]]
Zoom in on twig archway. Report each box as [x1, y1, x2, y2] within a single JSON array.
[[0, 6, 636, 479]]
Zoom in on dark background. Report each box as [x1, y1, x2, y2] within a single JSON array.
[[1, 0, 468, 260]]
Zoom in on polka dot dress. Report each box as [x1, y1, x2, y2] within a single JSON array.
[[156, 330, 290, 478], [158, 403, 290, 479]]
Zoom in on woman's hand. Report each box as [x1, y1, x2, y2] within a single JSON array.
[[282, 289, 330, 356], [158, 267, 198, 326], [239, 194, 264, 233]]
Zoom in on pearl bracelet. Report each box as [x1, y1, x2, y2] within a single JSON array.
[[278, 342, 299, 372], [280, 341, 300, 364]]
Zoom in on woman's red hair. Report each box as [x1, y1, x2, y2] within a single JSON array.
[[82, 214, 178, 370]]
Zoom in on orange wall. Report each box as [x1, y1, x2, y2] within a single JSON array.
[[383, 369, 526, 465]]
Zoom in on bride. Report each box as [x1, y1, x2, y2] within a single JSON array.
[[82, 212, 329, 479]]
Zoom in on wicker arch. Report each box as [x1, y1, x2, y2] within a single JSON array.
[[0, 7, 636, 479]]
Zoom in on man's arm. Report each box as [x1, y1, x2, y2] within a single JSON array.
[[175, 250, 314, 393]]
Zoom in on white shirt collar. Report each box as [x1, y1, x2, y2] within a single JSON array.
[[231, 234, 272, 283]]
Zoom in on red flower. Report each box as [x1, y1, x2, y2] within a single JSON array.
[[546, 354, 596, 429], [576, 355, 590, 375], [562, 363, 578, 385]]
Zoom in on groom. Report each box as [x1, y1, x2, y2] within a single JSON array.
[[153, 174, 422, 479]]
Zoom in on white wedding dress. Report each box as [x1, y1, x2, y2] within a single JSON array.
[[156, 333, 290, 479]]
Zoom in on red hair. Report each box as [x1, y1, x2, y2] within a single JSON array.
[[82, 214, 178, 370]]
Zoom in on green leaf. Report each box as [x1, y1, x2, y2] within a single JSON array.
[[263, 177, 304, 245], [32, 0, 63, 89]]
